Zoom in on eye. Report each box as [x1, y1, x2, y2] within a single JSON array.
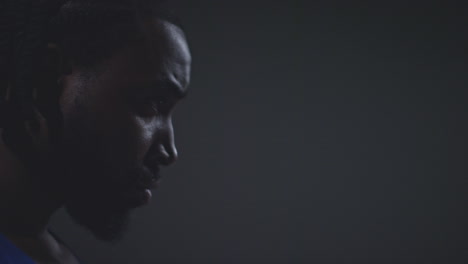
[[136, 96, 168, 117]]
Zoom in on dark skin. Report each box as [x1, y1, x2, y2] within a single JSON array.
[[0, 19, 191, 264]]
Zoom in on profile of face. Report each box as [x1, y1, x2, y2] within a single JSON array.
[[46, 20, 191, 241]]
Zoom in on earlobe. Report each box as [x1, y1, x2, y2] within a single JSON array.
[[1, 103, 52, 164], [24, 107, 52, 153]]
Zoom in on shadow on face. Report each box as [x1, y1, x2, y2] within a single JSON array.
[[54, 19, 191, 241]]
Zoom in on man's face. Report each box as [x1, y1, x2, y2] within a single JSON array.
[[53, 20, 191, 241]]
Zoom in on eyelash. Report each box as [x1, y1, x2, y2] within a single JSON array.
[[136, 97, 168, 116]]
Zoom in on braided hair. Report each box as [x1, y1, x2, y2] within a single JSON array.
[[0, 0, 180, 164]]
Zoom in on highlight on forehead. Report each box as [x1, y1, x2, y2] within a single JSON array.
[[136, 18, 191, 66], [157, 20, 191, 64]]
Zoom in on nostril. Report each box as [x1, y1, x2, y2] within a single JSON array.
[[156, 144, 178, 166]]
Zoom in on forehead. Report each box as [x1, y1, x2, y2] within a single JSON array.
[[139, 19, 191, 70], [151, 20, 192, 67], [98, 20, 191, 91]]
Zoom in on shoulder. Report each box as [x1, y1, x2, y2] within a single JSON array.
[[47, 231, 82, 264], [0, 233, 36, 264]]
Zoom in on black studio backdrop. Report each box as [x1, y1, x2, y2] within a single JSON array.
[[50, 1, 468, 263]]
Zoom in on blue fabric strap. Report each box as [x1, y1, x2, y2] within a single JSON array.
[[0, 233, 35, 264]]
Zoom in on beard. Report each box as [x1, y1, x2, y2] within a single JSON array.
[[47, 98, 157, 242], [63, 165, 153, 242]]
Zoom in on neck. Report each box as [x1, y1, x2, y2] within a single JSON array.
[[0, 141, 63, 238]]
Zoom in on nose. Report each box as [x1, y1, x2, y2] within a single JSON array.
[[155, 119, 178, 166]]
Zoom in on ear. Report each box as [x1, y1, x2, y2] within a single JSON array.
[[1, 43, 72, 162], [23, 106, 51, 154], [43, 43, 73, 86], [30, 43, 72, 149]]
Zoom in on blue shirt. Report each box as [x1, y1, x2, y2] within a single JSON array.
[[0, 233, 35, 264]]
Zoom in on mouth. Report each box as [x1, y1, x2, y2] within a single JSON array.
[[141, 176, 160, 190], [145, 164, 161, 186], [122, 165, 162, 208], [135, 165, 160, 187]]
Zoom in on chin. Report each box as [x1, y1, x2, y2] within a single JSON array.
[[57, 143, 153, 241], [65, 196, 132, 242], [63, 176, 138, 242]]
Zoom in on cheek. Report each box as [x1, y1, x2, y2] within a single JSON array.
[[121, 117, 155, 164], [92, 107, 155, 166], [64, 76, 155, 166]]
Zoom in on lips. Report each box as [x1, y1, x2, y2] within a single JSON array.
[[134, 165, 161, 190], [117, 163, 162, 208], [124, 167, 160, 208], [126, 188, 153, 209], [142, 176, 160, 190]]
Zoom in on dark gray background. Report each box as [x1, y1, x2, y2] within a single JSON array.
[[51, 1, 468, 263]]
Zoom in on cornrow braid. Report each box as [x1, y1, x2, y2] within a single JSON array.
[[0, 0, 180, 164], [1, 0, 65, 164]]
